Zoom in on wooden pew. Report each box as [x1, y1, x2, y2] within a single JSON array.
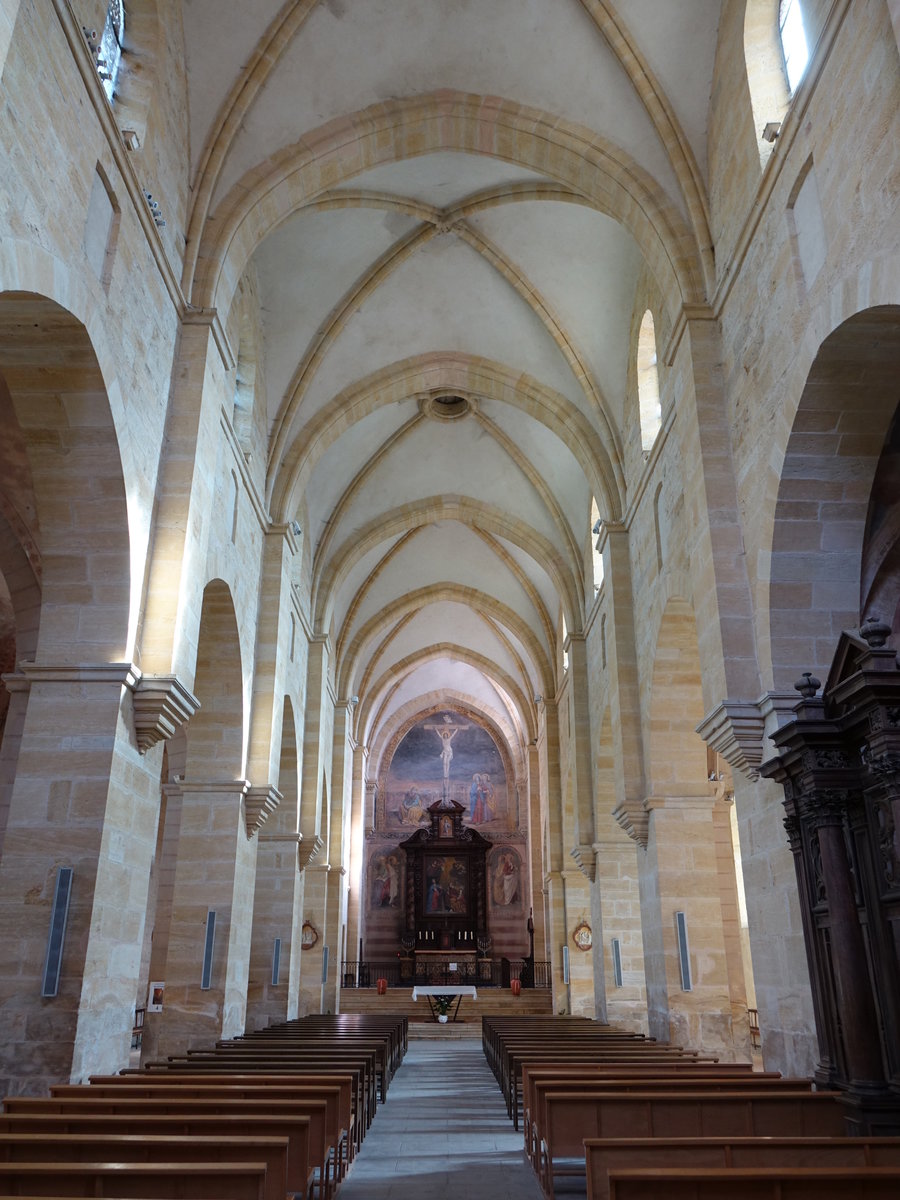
[[4, 1095, 333, 1199], [0, 1160, 268, 1198], [521, 1063, 759, 1146], [138, 1055, 372, 1143], [537, 1089, 845, 1200], [531, 1075, 817, 1171], [0, 1110, 314, 1199], [68, 1080, 348, 1180], [85, 1072, 354, 1174], [0, 1132, 289, 1200], [584, 1136, 900, 1200], [160, 1046, 378, 1124], [504, 1048, 716, 1127], [605, 1165, 900, 1199]]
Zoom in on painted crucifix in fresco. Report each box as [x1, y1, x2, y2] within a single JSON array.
[[424, 713, 470, 782]]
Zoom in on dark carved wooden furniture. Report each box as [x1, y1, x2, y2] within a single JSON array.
[[761, 620, 900, 1133]]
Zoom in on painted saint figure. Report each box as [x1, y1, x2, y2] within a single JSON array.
[[492, 849, 520, 906]]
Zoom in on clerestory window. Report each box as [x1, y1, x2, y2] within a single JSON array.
[[779, 0, 809, 94], [98, 1, 125, 102]]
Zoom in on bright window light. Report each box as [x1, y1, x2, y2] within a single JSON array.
[[779, 0, 809, 93]]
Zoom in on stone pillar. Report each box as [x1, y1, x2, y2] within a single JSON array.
[[140, 314, 231, 684], [150, 779, 258, 1056], [640, 793, 749, 1058], [592, 837, 647, 1030], [525, 744, 547, 964], [344, 744, 368, 979], [321, 700, 353, 1013], [0, 663, 160, 1093], [297, 863, 329, 1015], [538, 698, 568, 1009], [0, 673, 28, 855], [566, 632, 595, 858], [600, 525, 647, 842]]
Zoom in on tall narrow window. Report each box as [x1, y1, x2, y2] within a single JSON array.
[[637, 310, 661, 455], [779, 0, 809, 93], [98, 1, 125, 102]]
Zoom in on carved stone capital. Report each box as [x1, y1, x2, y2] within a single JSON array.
[[613, 801, 648, 848], [132, 673, 200, 753], [297, 834, 324, 871], [696, 692, 798, 780], [569, 844, 596, 881], [244, 784, 282, 838]]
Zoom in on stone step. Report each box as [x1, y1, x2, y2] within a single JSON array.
[[338, 986, 554, 1023]]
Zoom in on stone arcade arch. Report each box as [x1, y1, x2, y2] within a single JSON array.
[[765, 307, 900, 690], [0, 293, 142, 1093]]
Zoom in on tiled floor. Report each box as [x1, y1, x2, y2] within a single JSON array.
[[338, 1036, 545, 1199]]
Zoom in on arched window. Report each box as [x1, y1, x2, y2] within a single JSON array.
[[228, 471, 239, 543], [98, 2, 125, 102], [637, 310, 661, 455], [779, 0, 809, 93], [590, 497, 605, 594]]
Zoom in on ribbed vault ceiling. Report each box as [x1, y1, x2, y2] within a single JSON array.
[[181, 0, 721, 758]]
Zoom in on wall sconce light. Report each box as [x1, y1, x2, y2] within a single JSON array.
[[762, 121, 781, 143]]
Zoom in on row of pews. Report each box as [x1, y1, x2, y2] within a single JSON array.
[[0, 1013, 406, 1198], [483, 1015, 900, 1199]]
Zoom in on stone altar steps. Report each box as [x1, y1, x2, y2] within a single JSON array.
[[338, 986, 553, 1022]]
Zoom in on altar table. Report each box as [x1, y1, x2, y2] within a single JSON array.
[[411, 984, 478, 1022]]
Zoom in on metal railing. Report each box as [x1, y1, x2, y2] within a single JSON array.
[[340, 959, 551, 989]]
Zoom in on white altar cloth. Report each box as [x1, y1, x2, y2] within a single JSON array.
[[411, 985, 478, 1000]]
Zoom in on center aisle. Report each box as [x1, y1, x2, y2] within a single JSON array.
[[338, 1036, 545, 1200]]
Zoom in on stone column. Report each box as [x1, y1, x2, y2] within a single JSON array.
[[297, 862, 330, 1015], [0, 663, 161, 1093], [321, 700, 353, 1013], [525, 744, 547, 965], [344, 744, 368, 979], [640, 793, 748, 1058], [592, 837, 647, 1030], [150, 779, 258, 1056], [600, 525, 647, 842], [140, 313, 231, 684], [566, 632, 595, 859], [539, 698, 569, 1010]]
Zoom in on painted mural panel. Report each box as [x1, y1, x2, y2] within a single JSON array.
[[369, 850, 402, 908], [382, 712, 509, 831], [489, 845, 522, 909]]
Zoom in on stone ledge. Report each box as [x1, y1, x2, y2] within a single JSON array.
[[132, 673, 200, 753], [697, 693, 798, 780], [244, 784, 282, 838]]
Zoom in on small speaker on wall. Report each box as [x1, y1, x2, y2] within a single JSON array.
[[200, 910, 216, 990], [41, 867, 73, 998], [562, 944, 570, 984], [271, 937, 282, 987], [321, 945, 329, 984], [675, 910, 692, 991], [611, 937, 623, 988]]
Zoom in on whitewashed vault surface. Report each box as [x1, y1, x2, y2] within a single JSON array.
[[181, 0, 722, 755]]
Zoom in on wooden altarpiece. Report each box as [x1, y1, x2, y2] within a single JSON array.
[[399, 795, 491, 954]]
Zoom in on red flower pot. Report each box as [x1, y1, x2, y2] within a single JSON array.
[[510, 979, 521, 997], [376, 978, 387, 995]]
